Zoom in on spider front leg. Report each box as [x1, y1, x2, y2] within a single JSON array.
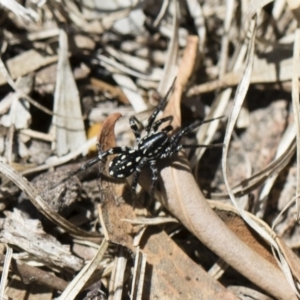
[[129, 116, 143, 142], [145, 78, 176, 133], [169, 116, 224, 148], [158, 142, 223, 160], [151, 116, 173, 133], [97, 145, 131, 159], [172, 144, 223, 156]]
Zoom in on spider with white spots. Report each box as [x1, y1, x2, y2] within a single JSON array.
[[65, 80, 222, 197]]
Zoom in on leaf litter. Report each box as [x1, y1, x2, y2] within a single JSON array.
[[0, 0, 299, 299]]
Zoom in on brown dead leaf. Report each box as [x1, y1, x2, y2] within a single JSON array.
[[139, 227, 238, 300], [98, 112, 140, 248], [209, 201, 278, 268]]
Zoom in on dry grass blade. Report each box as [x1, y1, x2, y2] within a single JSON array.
[[59, 238, 109, 300], [108, 248, 127, 300], [52, 29, 86, 156], [153, 0, 170, 27], [210, 137, 296, 200], [131, 248, 147, 300], [191, 28, 248, 172], [222, 13, 299, 297], [0, 246, 12, 299], [112, 74, 147, 113], [98, 54, 160, 81], [20, 136, 97, 176], [291, 27, 300, 219], [0, 51, 57, 116], [0, 0, 39, 22], [157, 0, 179, 95], [121, 216, 178, 225], [256, 122, 296, 217]]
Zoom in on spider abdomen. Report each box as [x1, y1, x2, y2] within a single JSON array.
[[138, 131, 168, 158], [108, 151, 142, 178]]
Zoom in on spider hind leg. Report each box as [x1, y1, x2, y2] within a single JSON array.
[[149, 160, 158, 198], [151, 115, 173, 133], [131, 157, 148, 191]]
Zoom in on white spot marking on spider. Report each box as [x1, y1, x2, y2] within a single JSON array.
[[109, 171, 114, 176], [136, 167, 141, 172], [129, 149, 135, 154], [136, 157, 141, 162], [130, 169, 134, 173], [121, 155, 126, 160], [109, 149, 114, 154], [121, 147, 126, 151], [127, 162, 132, 166], [117, 174, 125, 178]]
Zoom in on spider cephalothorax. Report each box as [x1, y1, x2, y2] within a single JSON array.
[[63, 81, 222, 197]]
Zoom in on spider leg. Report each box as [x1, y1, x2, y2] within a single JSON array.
[[151, 116, 173, 132], [162, 125, 173, 133], [131, 157, 148, 191], [177, 143, 224, 151], [145, 78, 176, 133], [98, 146, 131, 159], [149, 160, 158, 198], [50, 146, 132, 189], [169, 116, 224, 150], [129, 116, 143, 142]]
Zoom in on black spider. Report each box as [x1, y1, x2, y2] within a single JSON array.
[[62, 81, 222, 197]]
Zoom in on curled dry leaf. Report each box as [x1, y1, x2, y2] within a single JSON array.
[[98, 112, 140, 248], [158, 91, 296, 299]]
